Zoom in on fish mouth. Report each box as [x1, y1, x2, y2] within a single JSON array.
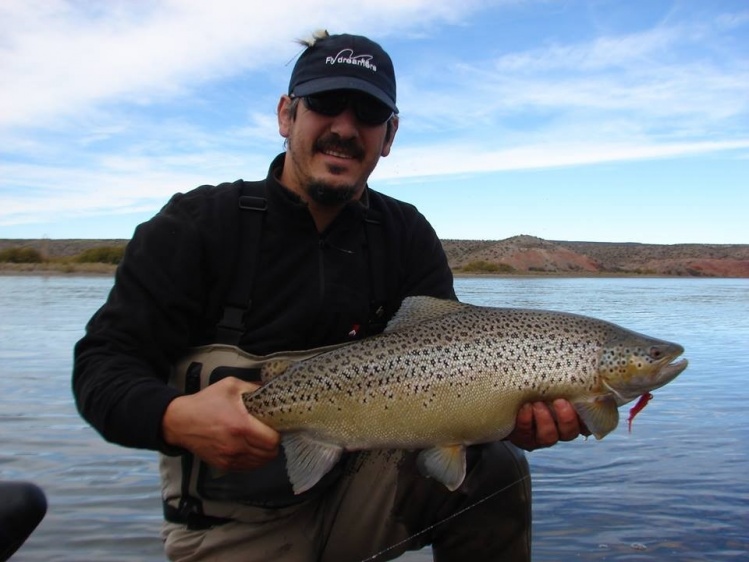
[[646, 344, 688, 393], [659, 357, 688, 381], [647, 342, 688, 387]]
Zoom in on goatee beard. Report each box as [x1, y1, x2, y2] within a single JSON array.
[[306, 181, 358, 207], [305, 134, 364, 206]]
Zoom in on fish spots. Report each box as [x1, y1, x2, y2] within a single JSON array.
[[242, 298, 685, 451]]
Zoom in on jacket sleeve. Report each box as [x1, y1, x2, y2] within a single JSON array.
[[72, 189, 221, 453]]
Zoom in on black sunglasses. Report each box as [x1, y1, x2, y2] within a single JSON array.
[[300, 91, 394, 126]]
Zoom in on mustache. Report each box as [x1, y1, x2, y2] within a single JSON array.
[[314, 135, 365, 160]]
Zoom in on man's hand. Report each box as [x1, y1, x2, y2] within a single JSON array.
[[162, 377, 280, 471], [507, 399, 590, 451]]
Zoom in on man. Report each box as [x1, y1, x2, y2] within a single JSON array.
[[73, 31, 586, 561]]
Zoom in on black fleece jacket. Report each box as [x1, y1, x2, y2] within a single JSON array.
[[72, 153, 455, 452]]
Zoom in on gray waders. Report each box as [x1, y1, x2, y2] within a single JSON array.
[[160, 344, 532, 561]]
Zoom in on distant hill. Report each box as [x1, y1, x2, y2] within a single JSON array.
[[2, 236, 749, 277], [443, 235, 749, 277]]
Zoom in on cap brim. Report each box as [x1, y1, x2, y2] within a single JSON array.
[[291, 77, 398, 113]]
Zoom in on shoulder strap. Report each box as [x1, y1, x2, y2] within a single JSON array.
[[364, 210, 388, 334], [215, 180, 267, 345]]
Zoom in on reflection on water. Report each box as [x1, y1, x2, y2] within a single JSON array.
[[457, 277, 749, 561], [1, 275, 747, 561]]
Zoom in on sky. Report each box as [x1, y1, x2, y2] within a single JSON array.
[[1, 0, 747, 244]]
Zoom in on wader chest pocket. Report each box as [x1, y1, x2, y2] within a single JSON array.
[[169, 344, 345, 508]]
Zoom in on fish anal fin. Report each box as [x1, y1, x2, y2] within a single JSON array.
[[416, 445, 467, 491], [282, 433, 343, 495], [386, 296, 468, 333], [572, 395, 620, 439]]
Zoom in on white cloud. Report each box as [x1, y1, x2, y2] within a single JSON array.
[[375, 139, 749, 181], [0, 0, 747, 242], [0, 0, 484, 129], [395, 13, 749, 152], [0, 150, 272, 228]]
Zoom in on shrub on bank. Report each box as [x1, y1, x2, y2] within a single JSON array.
[[459, 260, 515, 274], [73, 246, 126, 265], [0, 247, 43, 263]]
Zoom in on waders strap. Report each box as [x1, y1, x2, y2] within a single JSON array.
[[215, 181, 268, 345], [172, 182, 267, 526], [175, 361, 205, 526]]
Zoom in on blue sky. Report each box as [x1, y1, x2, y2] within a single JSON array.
[[1, 0, 747, 244]]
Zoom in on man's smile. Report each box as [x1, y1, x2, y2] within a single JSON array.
[[320, 148, 355, 159], [314, 136, 365, 162]]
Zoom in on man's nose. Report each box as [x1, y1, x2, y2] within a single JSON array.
[[328, 105, 360, 137]]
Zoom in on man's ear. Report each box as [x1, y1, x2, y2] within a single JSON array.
[[277, 95, 293, 139], [381, 115, 399, 157]]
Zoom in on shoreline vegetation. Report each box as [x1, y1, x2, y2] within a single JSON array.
[[0, 262, 118, 275], [0, 243, 122, 276], [1, 237, 748, 278]]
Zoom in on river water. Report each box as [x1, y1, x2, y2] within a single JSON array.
[[0, 275, 747, 561]]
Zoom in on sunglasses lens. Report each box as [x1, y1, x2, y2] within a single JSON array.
[[304, 93, 348, 116], [353, 98, 393, 125], [303, 92, 393, 125]]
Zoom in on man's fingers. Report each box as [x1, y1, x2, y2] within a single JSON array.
[[244, 415, 281, 451], [551, 399, 581, 441], [515, 403, 534, 430], [532, 402, 560, 446], [217, 376, 280, 449]]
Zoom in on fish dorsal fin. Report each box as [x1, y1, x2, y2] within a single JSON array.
[[258, 341, 352, 382], [282, 433, 343, 495], [572, 395, 620, 439], [416, 444, 467, 491], [385, 296, 468, 334]]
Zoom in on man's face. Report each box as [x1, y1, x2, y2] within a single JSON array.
[[277, 90, 398, 207]]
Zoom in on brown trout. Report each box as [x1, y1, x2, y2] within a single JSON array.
[[242, 296, 688, 494]]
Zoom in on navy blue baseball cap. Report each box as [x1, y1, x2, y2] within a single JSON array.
[[288, 33, 398, 113]]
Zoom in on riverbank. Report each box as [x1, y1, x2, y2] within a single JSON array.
[[0, 262, 692, 279], [3, 236, 748, 277], [0, 262, 117, 275]]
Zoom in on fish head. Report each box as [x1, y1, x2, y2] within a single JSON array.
[[599, 329, 688, 406]]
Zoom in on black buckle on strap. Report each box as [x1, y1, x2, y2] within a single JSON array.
[[163, 501, 232, 531]]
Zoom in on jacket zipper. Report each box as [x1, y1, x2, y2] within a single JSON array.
[[318, 238, 327, 304]]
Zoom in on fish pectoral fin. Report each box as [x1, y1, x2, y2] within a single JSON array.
[[416, 445, 467, 491], [572, 395, 620, 440], [281, 433, 343, 495]]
